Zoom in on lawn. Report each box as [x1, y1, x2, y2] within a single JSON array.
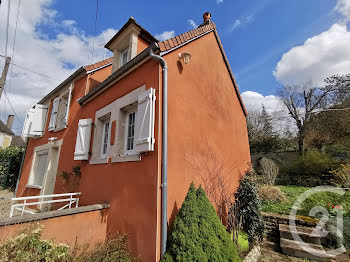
[[261, 186, 350, 217]]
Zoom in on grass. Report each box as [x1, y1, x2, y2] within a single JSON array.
[[261, 186, 350, 217]]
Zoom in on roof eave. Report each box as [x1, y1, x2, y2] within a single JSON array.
[[38, 67, 86, 104], [78, 42, 160, 105], [105, 18, 158, 51]]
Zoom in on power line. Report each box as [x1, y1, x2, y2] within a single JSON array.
[[3, 88, 23, 125], [90, 0, 99, 63], [4, 0, 11, 57], [0, 55, 62, 82], [7, 0, 22, 97]]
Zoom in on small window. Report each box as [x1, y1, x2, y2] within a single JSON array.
[[34, 150, 49, 187], [124, 109, 137, 154], [120, 48, 129, 67], [101, 120, 110, 158]]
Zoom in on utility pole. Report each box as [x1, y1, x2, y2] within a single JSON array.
[[0, 56, 11, 99]]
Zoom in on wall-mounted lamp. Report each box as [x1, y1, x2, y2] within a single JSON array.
[[48, 137, 57, 144], [178, 52, 191, 64]]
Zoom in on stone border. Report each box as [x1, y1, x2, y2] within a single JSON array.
[[0, 203, 110, 226], [243, 244, 261, 262]]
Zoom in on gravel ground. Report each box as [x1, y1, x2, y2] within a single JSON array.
[[0, 189, 14, 219]]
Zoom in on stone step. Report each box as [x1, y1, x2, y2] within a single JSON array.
[[261, 240, 279, 251], [279, 224, 322, 245], [280, 238, 335, 262]]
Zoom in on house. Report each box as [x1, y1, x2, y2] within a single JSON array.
[[0, 115, 25, 148], [16, 13, 250, 261]]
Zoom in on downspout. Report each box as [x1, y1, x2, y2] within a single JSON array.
[[149, 47, 168, 257]]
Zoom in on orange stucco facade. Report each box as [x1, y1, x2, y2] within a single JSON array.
[[16, 22, 250, 262]]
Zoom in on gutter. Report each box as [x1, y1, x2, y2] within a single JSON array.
[[149, 46, 168, 258]]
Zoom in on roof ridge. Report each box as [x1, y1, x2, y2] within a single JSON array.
[[158, 23, 216, 52], [84, 57, 113, 71]]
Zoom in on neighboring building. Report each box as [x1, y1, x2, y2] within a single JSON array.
[[0, 115, 24, 149], [17, 13, 250, 261]]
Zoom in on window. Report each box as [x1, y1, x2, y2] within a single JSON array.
[[33, 150, 49, 187], [90, 86, 156, 164], [119, 48, 129, 67], [125, 110, 136, 154], [57, 93, 68, 128], [48, 84, 73, 131], [101, 120, 110, 157]]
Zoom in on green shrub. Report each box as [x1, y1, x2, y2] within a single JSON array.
[[280, 150, 338, 186], [0, 146, 24, 190], [0, 223, 139, 262], [0, 224, 70, 262], [162, 183, 241, 262], [322, 217, 350, 251], [233, 174, 264, 245]]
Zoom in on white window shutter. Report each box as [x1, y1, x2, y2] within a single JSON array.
[[30, 104, 48, 136], [48, 97, 60, 131], [63, 84, 73, 126], [74, 118, 92, 160], [22, 108, 35, 138], [135, 88, 156, 153]]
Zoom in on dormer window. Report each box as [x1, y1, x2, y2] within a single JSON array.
[[120, 48, 129, 67]]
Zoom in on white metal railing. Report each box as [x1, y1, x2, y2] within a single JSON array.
[[10, 192, 81, 218]]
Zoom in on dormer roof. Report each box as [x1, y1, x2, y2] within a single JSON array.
[[105, 17, 158, 51]]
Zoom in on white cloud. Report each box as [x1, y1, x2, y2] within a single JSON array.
[[0, 0, 117, 134], [274, 23, 350, 86], [188, 19, 198, 29], [155, 30, 175, 41], [241, 91, 297, 134], [230, 15, 254, 32], [231, 20, 242, 31], [217, 0, 224, 4], [241, 91, 284, 113], [335, 0, 350, 21], [274, 0, 350, 86]]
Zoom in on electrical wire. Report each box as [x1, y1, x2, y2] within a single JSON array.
[[7, 0, 22, 97], [4, 0, 11, 57], [0, 55, 62, 82], [3, 89, 23, 125], [90, 0, 99, 63]]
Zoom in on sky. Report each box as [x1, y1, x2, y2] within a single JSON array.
[[0, 0, 349, 134]]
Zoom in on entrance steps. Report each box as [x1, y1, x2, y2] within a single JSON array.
[[279, 224, 335, 262]]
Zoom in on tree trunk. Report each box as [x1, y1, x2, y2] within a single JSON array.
[[297, 130, 305, 156]]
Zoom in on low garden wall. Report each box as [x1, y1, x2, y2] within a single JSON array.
[[0, 203, 109, 247], [262, 212, 318, 243]]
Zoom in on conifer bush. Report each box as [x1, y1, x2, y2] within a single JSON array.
[[233, 174, 264, 245], [162, 183, 241, 262]]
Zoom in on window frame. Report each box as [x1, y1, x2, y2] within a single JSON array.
[[101, 119, 111, 158], [124, 108, 137, 155], [119, 48, 129, 67], [48, 84, 73, 132], [33, 149, 49, 187]]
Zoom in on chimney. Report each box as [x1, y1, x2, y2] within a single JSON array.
[[6, 115, 14, 130], [203, 12, 211, 24]]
